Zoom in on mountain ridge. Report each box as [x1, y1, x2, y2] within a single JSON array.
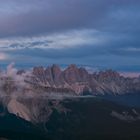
[[29, 64, 140, 96], [0, 64, 140, 132]]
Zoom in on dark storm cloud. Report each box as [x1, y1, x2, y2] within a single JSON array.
[[0, 0, 139, 37], [5, 47, 140, 72], [0, 0, 140, 72]]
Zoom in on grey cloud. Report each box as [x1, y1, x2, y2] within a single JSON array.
[[0, 0, 140, 37], [0, 0, 140, 72], [5, 48, 140, 72]]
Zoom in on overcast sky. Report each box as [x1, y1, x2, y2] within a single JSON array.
[[0, 0, 140, 72]]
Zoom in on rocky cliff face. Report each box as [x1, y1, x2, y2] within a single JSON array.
[[0, 64, 140, 124], [29, 65, 140, 95]]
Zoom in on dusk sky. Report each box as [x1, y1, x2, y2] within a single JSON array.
[[0, 0, 140, 72]]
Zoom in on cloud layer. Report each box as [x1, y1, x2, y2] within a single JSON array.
[[0, 0, 140, 72]]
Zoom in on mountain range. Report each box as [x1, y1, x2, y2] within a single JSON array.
[[28, 64, 140, 95], [0, 64, 140, 139]]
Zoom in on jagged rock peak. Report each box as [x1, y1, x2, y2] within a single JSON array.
[[33, 66, 45, 75], [33, 66, 44, 71], [67, 64, 78, 70], [98, 69, 120, 77], [79, 67, 89, 74], [51, 64, 62, 74]]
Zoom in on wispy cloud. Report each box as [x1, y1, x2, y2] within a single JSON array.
[[0, 29, 106, 50]]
